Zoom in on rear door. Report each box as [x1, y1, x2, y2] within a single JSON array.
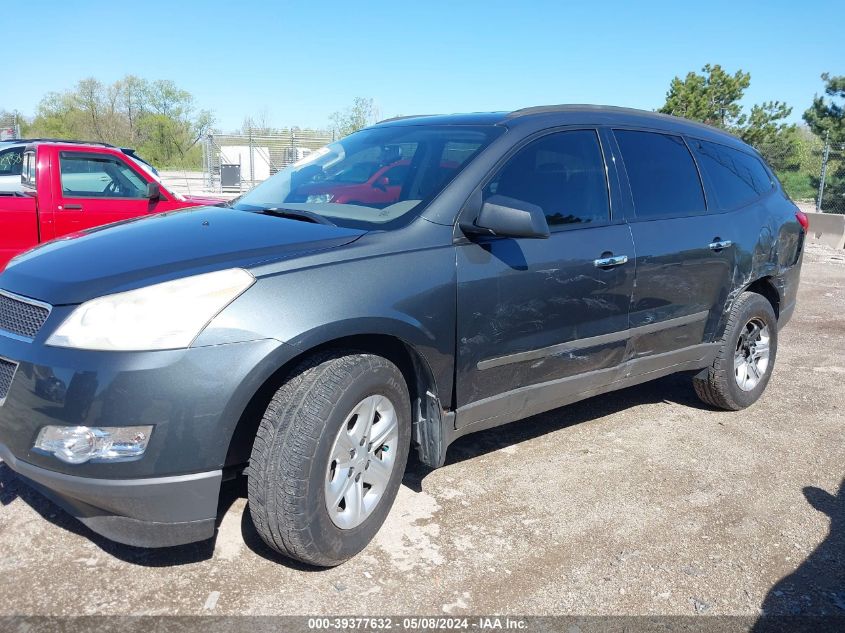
[[611, 129, 735, 358], [51, 150, 162, 236], [455, 128, 635, 425]]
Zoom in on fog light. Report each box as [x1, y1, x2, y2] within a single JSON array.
[[34, 425, 153, 464]]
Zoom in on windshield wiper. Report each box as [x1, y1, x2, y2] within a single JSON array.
[[257, 207, 336, 226]]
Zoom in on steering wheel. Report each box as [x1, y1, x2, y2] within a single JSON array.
[[104, 180, 121, 196]]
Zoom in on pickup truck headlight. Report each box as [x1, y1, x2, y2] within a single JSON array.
[[46, 268, 255, 351]]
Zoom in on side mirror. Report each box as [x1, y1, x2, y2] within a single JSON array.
[[461, 194, 550, 239], [145, 181, 161, 200], [373, 176, 390, 191]]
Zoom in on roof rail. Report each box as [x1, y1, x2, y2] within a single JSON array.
[[506, 104, 646, 118], [376, 114, 436, 124], [3, 138, 119, 148]]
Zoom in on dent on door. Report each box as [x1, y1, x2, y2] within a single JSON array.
[[455, 224, 636, 414], [626, 214, 736, 357]]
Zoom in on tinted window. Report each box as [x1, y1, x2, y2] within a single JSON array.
[[0, 147, 23, 177], [614, 130, 706, 219], [60, 153, 147, 198], [689, 139, 772, 209], [485, 130, 610, 228]]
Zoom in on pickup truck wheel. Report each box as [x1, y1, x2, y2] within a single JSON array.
[[693, 291, 778, 411], [247, 351, 411, 567]]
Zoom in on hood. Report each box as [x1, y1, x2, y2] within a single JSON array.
[[0, 206, 365, 305]]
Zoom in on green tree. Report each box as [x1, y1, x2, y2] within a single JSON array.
[[659, 64, 809, 200], [804, 73, 845, 142], [736, 101, 800, 172], [31, 90, 89, 139], [137, 80, 213, 165], [115, 75, 150, 145], [329, 97, 378, 138], [241, 107, 273, 135], [26, 75, 213, 169], [659, 64, 750, 128], [804, 73, 845, 213]]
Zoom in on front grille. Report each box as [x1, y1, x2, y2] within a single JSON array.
[[0, 358, 17, 403], [0, 291, 51, 339]]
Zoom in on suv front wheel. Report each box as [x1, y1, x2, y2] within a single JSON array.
[[248, 350, 411, 567], [693, 291, 778, 410]]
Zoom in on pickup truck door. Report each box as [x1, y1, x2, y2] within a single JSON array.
[[454, 129, 635, 430], [50, 150, 165, 236]]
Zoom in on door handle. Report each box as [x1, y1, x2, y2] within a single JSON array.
[[594, 255, 629, 268], [61, 204, 83, 210], [709, 240, 732, 251]]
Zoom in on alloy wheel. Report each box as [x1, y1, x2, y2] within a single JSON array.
[[324, 395, 399, 529], [734, 318, 771, 392]]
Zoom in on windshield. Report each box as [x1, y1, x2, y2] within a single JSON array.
[[232, 125, 501, 229]]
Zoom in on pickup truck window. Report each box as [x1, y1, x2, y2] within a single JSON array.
[[485, 130, 610, 228], [0, 147, 23, 177], [22, 151, 36, 188], [59, 153, 147, 199]]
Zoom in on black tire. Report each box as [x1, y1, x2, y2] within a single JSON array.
[[693, 291, 778, 411], [247, 350, 411, 567]]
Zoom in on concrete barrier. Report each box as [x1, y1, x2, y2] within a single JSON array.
[[805, 212, 845, 249]]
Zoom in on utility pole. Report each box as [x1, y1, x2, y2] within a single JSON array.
[[248, 127, 255, 187], [817, 129, 830, 212]]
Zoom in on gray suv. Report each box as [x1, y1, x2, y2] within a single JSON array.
[[0, 106, 805, 566]]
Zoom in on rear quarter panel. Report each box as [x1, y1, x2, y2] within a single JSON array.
[[717, 189, 803, 337], [0, 195, 39, 270]]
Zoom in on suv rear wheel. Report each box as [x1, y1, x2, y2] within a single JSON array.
[[248, 350, 411, 567], [693, 291, 778, 410]]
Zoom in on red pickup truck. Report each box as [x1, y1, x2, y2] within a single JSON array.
[[0, 141, 222, 269]]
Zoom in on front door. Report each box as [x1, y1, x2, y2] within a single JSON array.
[[455, 129, 635, 428], [51, 150, 163, 237]]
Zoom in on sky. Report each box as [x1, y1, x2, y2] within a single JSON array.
[[3, 0, 842, 132]]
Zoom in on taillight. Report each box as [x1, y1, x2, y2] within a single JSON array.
[[796, 211, 809, 231]]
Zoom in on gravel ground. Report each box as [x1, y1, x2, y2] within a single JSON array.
[[0, 243, 842, 620]]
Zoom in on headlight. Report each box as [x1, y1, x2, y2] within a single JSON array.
[[46, 268, 254, 351], [34, 425, 153, 464], [306, 193, 334, 203]]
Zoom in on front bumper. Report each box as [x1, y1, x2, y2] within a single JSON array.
[[1, 443, 220, 547], [0, 332, 284, 478], [0, 323, 291, 547]]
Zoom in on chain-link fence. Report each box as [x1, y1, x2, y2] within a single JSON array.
[[814, 137, 845, 214], [201, 129, 333, 194], [756, 132, 845, 215], [0, 113, 22, 140]]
